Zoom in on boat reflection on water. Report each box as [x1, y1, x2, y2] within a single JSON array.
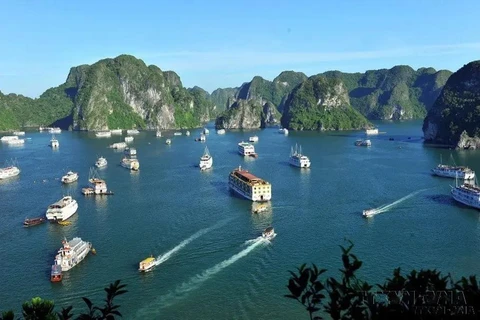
[[251, 201, 272, 214], [250, 202, 272, 228], [94, 195, 109, 208]]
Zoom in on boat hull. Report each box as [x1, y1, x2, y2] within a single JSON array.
[[432, 169, 475, 180], [451, 188, 480, 210], [0, 167, 20, 180], [228, 182, 271, 202]]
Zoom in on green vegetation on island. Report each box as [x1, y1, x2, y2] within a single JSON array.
[[210, 87, 239, 112], [423, 60, 480, 149]]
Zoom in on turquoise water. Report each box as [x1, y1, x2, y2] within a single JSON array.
[[1, 121, 480, 319]]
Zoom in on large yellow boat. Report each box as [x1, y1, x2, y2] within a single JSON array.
[[139, 256, 156, 272]]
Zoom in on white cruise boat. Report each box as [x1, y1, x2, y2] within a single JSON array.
[[110, 129, 123, 135], [203, 128, 210, 135], [124, 147, 137, 156], [262, 227, 276, 240], [451, 182, 480, 210], [124, 136, 134, 143], [174, 132, 182, 136], [95, 156, 108, 168], [365, 128, 379, 135], [46, 196, 78, 221], [13, 131, 25, 136], [249, 136, 259, 142], [217, 129, 225, 135], [199, 146, 213, 170], [121, 157, 140, 171], [0, 164, 20, 180], [155, 131, 162, 137], [95, 131, 112, 138], [50, 135, 59, 148], [289, 144, 311, 168], [165, 139, 172, 145], [49, 127, 62, 134], [354, 139, 372, 147], [54, 237, 92, 272], [432, 165, 475, 180], [238, 141, 256, 156], [61, 171, 79, 184], [109, 142, 127, 149], [185, 131, 190, 136], [279, 128, 289, 135], [127, 129, 140, 135], [229, 166, 271, 201], [6, 138, 25, 145], [1, 135, 18, 142]]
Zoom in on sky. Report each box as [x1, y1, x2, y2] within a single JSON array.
[[1, 0, 480, 98]]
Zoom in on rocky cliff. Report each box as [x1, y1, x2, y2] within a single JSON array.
[[423, 60, 480, 149], [281, 76, 370, 131], [215, 99, 281, 129], [210, 87, 238, 112]]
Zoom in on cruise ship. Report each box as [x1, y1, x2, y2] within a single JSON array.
[[13, 131, 25, 136], [61, 171, 79, 184], [121, 157, 140, 171], [432, 164, 475, 180], [451, 183, 480, 210], [365, 128, 379, 135], [110, 128, 123, 135], [289, 144, 311, 168], [199, 146, 213, 170], [6, 138, 25, 145], [124, 136, 134, 143], [49, 127, 62, 134], [238, 142, 256, 156], [95, 131, 112, 138], [228, 166, 271, 201], [46, 196, 78, 221], [109, 142, 127, 149], [50, 135, 59, 148], [127, 129, 140, 134], [0, 164, 20, 180], [124, 147, 137, 156], [217, 129, 225, 135], [53, 237, 92, 274], [1, 135, 18, 142], [249, 136, 259, 142]]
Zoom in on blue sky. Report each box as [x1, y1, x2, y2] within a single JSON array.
[[1, 0, 480, 97]]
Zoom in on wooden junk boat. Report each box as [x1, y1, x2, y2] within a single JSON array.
[[24, 217, 46, 227]]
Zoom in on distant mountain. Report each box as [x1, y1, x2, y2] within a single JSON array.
[[210, 87, 238, 112], [0, 55, 215, 131], [423, 60, 480, 149], [281, 75, 370, 131]]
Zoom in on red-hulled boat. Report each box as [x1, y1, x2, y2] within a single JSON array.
[[51, 264, 62, 282], [24, 217, 46, 227]]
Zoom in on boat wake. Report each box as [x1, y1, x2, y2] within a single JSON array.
[[154, 219, 230, 266], [137, 237, 267, 316], [365, 188, 428, 217]]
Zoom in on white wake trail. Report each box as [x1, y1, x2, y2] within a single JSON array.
[[370, 188, 428, 216], [154, 219, 229, 266]]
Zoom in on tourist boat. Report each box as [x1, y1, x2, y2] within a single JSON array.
[[229, 166, 272, 202], [61, 171, 79, 184], [451, 182, 480, 210], [238, 141, 257, 157], [86, 168, 111, 194], [95, 131, 112, 138], [139, 256, 157, 272], [24, 217, 46, 227], [185, 131, 190, 136], [362, 209, 377, 218], [249, 136, 259, 142], [126, 129, 140, 135], [155, 131, 162, 137], [6, 138, 25, 145], [46, 196, 78, 221], [217, 129, 225, 135], [50, 264, 62, 282], [49, 127, 62, 134], [0, 164, 20, 180], [52, 237, 92, 274], [95, 156, 108, 168], [121, 157, 140, 171], [365, 128, 379, 135], [199, 134, 206, 141], [1, 135, 18, 142], [199, 146, 213, 171], [50, 135, 59, 148], [354, 139, 372, 147], [109, 142, 127, 149], [262, 227, 275, 240], [13, 131, 25, 136], [165, 139, 171, 145], [279, 128, 289, 135], [124, 147, 137, 156], [174, 132, 182, 136], [289, 144, 311, 168], [203, 128, 210, 135], [431, 156, 475, 180], [110, 128, 123, 135], [124, 136, 134, 143]]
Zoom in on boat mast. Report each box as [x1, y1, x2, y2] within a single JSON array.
[[299, 145, 302, 156]]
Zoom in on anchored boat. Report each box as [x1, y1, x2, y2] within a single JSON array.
[[199, 146, 213, 171]]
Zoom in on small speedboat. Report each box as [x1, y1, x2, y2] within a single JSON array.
[[249, 136, 259, 142], [139, 256, 157, 272], [165, 139, 171, 145], [362, 209, 377, 218], [253, 204, 268, 213], [262, 227, 275, 240]]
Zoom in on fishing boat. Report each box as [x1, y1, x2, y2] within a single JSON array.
[[139, 256, 157, 272], [95, 156, 108, 168], [1, 135, 18, 142], [365, 128, 379, 135], [262, 227, 275, 240], [229, 166, 271, 201], [109, 142, 127, 149], [289, 144, 311, 168], [110, 128, 123, 135], [0, 162, 20, 180], [124, 147, 137, 156], [53, 237, 92, 273], [249, 136, 259, 142], [203, 128, 210, 135], [199, 146, 213, 171], [45, 196, 78, 221], [61, 171, 79, 184], [50, 135, 59, 148], [13, 131, 25, 136], [50, 264, 62, 282], [362, 209, 377, 218], [95, 131, 112, 138], [6, 138, 25, 145], [354, 139, 372, 147], [126, 129, 140, 135], [85, 168, 112, 194], [217, 129, 225, 135], [24, 217, 46, 227], [432, 155, 475, 180], [165, 139, 171, 145], [121, 157, 140, 171]]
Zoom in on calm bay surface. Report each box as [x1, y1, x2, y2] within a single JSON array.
[[1, 120, 480, 319]]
